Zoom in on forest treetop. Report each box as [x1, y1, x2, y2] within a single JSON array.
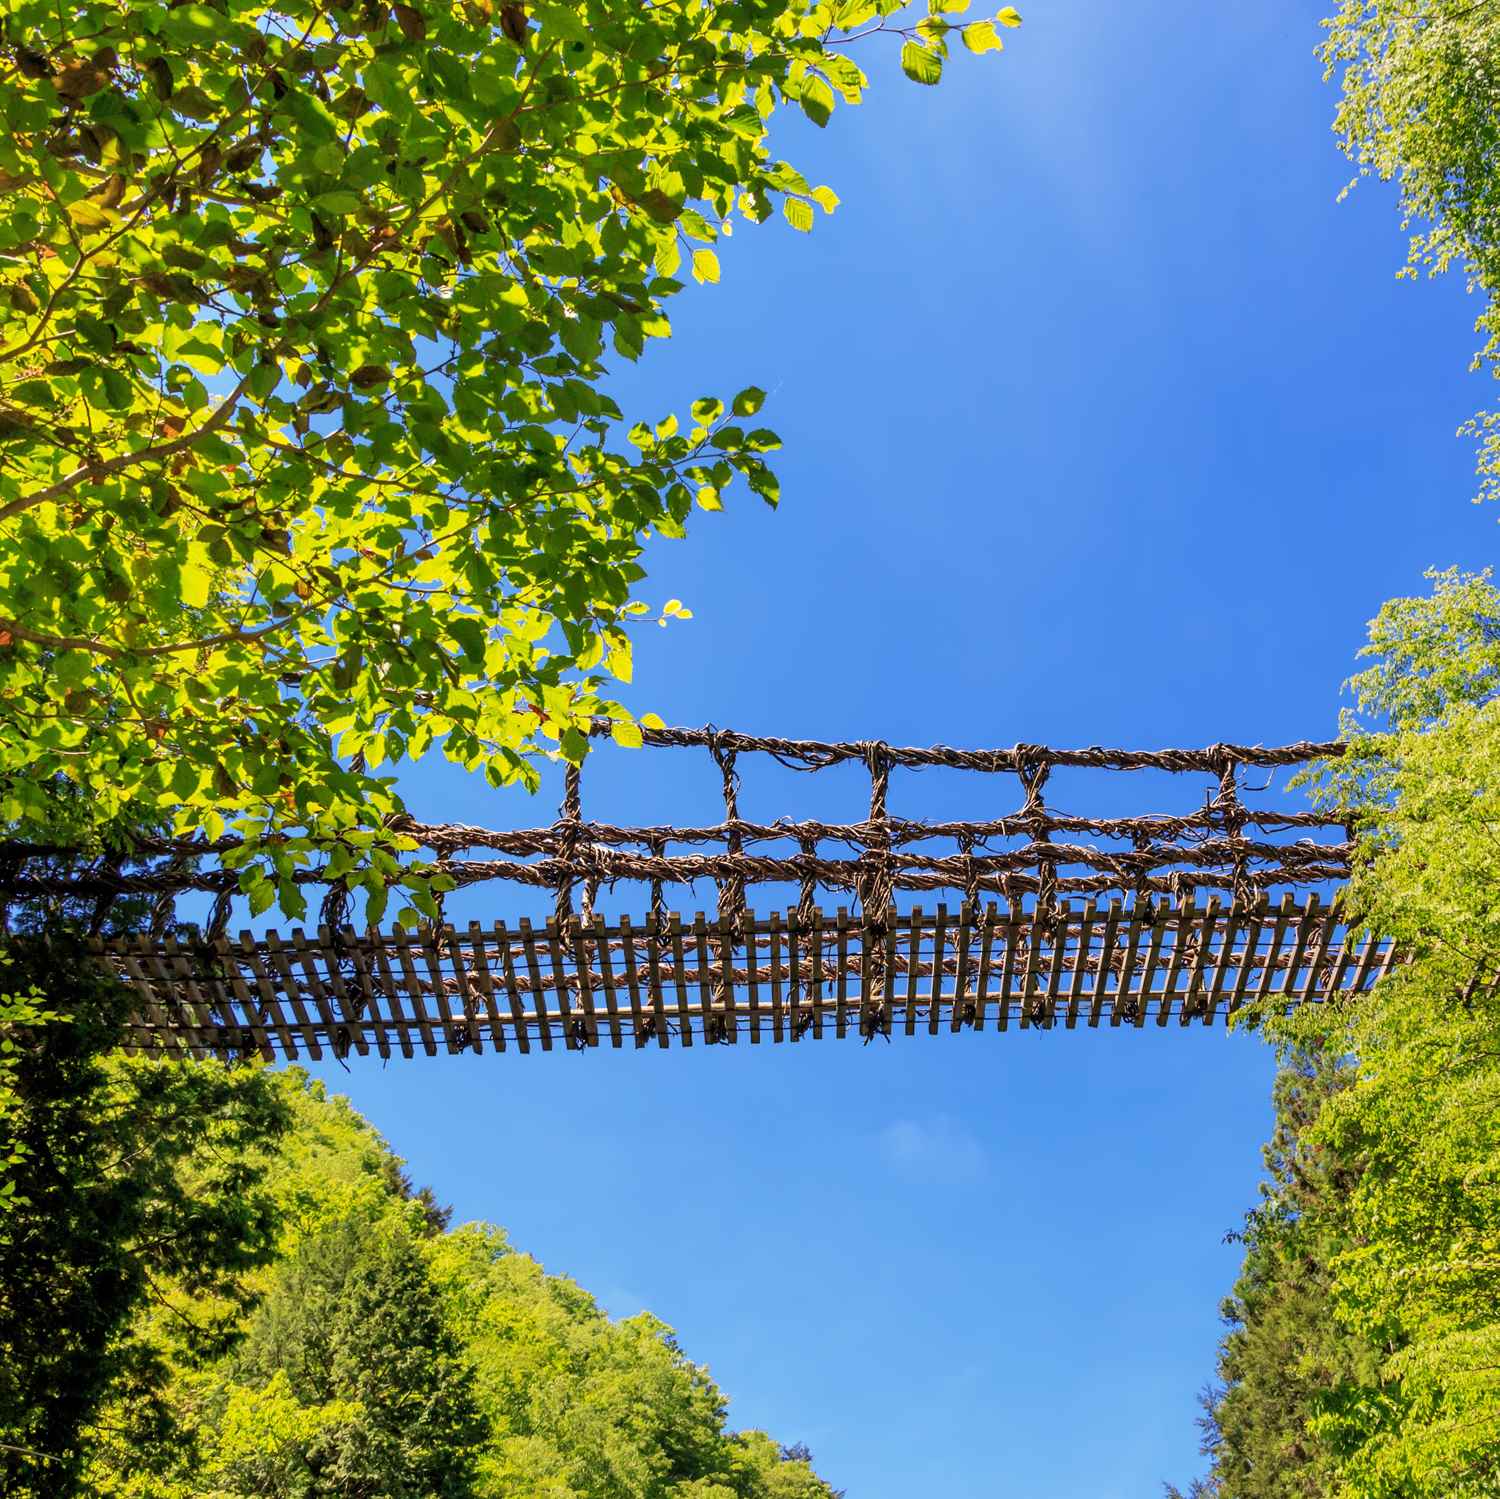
[[0, 0, 1018, 925]]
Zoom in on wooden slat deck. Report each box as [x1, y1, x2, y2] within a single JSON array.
[[96, 899, 1394, 1061]]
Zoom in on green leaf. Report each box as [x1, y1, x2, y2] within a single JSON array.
[[962, 19, 1003, 52], [800, 75, 835, 128], [901, 41, 944, 85], [180, 554, 213, 610], [691, 248, 721, 285], [653, 237, 682, 276], [732, 387, 767, 417], [783, 198, 814, 233], [449, 616, 487, 666], [610, 718, 643, 749], [606, 633, 633, 683]]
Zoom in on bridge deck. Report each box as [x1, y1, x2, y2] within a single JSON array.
[[101, 893, 1392, 1062]]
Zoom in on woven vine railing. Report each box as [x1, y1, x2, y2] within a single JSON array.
[[1, 722, 1385, 1060]]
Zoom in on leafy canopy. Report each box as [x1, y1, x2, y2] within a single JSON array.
[[80, 1068, 845, 1498], [1246, 571, 1500, 1498], [0, 0, 1018, 925], [0, 935, 290, 1497], [1322, 0, 1500, 505]]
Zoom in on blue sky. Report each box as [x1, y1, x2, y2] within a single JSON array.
[[317, 4, 1496, 1495]]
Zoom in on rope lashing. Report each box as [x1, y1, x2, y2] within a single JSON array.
[[1015, 745, 1056, 934], [708, 731, 746, 1020], [0, 726, 1350, 970], [854, 742, 896, 1037], [555, 762, 583, 925]]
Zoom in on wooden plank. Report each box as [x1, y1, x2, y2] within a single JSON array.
[[592, 914, 623, 1049], [1344, 921, 1383, 999], [161, 933, 221, 1057], [1089, 901, 1121, 1028], [929, 904, 949, 1035], [997, 902, 1020, 1032], [289, 928, 358, 1058], [787, 910, 804, 1043], [140, 938, 208, 1059], [1066, 902, 1098, 1030], [342, 927, 392, 1060], [768, 910, 786, 1043], [1187, 898, 1226, 1026], [419, 929, 467, 1055], [1110, 900, 1149, 1027], [184, 930, 243, 1054], [1223, 898, 1267, 1021], [646, 914, 670, 1049], [1040, 910, 1069, 1028], [1175, 897, 1220, 1027], [141, 940, 204, 1057], [1252, 892, 1297, 1007], [692, 913, 718, 1043], [544, 917, 579, 1050], [465, 922, 507, 1051], [715, 911, 737, 1042], [834, 907, 851, 1040], [668, 913, 694, 1046], [518, 918, 553, 1051], [364, 928, 411, 1060], [1279, 892, 1322, 1006], [239, 934, 298, 1060], [1298, 899, 1341, 1006], [441, 925, 484, 1054], [1134, 902, 1170, 1029], [312, 926, 361, 1057], [879, 911, 898, 1039], [570, 916, 601, 1048], [1158, 898, 1199, 1028], [950, 902, 974, 1032], [808, 909, 825, 1040], [745, 911, 762, 1044], [119, 937, 179, 1058], [617, 914, 646, 1048], [1371, 928, 1402, 986], [100, 941, 149, 1057], [494, 920, 531, 1054], [261, 930, 321, 1060], [1324, 911, 1361, 1001], [216, 935, 275, 1060], [858, 905, 875, 1034], [1018, 903, 1046, 1030], [902, 907, 924, 1036], [185, 932, 249, 1056], [388, 928, 438, 1057], [973, 904, 998, 1030]]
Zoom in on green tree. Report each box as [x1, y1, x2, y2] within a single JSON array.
[[78, 1068, 841, 1498], [0, 934, 290, 1495], [216, 1211, 486, 1497], [79, 1074, 846, 1499], [1181, 569, 1500, 1499], [1321, 0, 1500, 506], [0, 0, 1019, 924], [1167, 1050, 1375, 1499], [428, 1221, 840, 1498]]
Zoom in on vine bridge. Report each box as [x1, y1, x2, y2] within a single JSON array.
[[4, 724, 1388, 1061]]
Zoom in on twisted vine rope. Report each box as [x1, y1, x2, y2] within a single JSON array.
[[0, 722, 1350, 946]]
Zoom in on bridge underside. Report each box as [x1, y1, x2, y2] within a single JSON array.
[[102, 893, 1390, 1062]]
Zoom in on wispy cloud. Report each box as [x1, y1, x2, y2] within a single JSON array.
[[878, 1114, 987, 1185]]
